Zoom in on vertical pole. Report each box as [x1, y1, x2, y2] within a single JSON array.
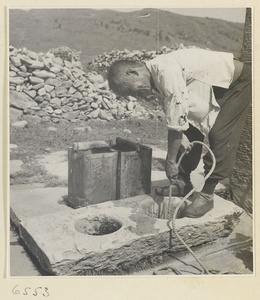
[[229, 8, 252, 213]]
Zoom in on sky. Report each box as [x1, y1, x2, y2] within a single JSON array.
[[105, 7, 247, 23]]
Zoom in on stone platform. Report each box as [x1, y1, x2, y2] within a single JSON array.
[[10, 186, 243, 276]]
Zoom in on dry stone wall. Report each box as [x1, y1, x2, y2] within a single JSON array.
[[9, 46, 153, 124], [88, 43, 190, 76]]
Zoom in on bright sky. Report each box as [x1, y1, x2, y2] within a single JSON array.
[[108, 7, 247, 23]]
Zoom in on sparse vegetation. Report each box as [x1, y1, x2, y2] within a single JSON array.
[[9, 8, 244, 70]]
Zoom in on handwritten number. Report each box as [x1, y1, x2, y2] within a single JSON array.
[[12, 285, 49, 297], [12, 285, 20, 295], [23, 287, 31, 295], [33, 287, 42, 296], [43, 287, 49, 297]]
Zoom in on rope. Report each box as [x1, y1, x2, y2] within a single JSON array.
[[169, 141, 216, 274], [155, 141, 232, 275], [155, 141, 252, 275]]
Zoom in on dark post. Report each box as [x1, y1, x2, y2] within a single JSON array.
[[229, 8, 252, 213]]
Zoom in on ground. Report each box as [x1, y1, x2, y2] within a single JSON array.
[[9, 118, 253, 276]]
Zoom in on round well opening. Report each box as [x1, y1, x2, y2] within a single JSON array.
[[74, 215, 122, 236]]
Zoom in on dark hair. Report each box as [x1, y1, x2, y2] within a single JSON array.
[[107, 60, 142, 96]]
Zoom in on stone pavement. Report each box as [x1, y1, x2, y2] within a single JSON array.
[[9, 148, 253, 276]]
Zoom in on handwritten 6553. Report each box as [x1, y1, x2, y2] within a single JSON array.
[[12, 285, 49, 297]]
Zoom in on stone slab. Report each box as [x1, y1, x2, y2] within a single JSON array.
[[10, 187, 69, 228], [13, 189, 243, 276]]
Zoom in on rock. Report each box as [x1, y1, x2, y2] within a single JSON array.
[[32, 70, 56, 79], [73, 79, 84, 88], [90, 108, 100, 118], [10, 144, 18, 150], [30, 106, 41, 111], [88, 73, 104, 84], [91, 102, 98, 109], [48, 126, 57, 132], [27, 51, 38, 60], [10, 160, 23, 175], [38, 103, 49, 109], [99, 110, 109, 120], [123, 129, 131, 134], [11, 120, 28, 128], [72, 103, 78, 110], [44, 106, 53, 114], [55, 86, 67, 96], [44, 85, 54, 93], [17, 71, 30, 77], [61, 80, 73, 89], [53, 57, 63, 65], [50, 91, 56, 98], [10, 107, 23, 122], [38, 88, 46, 96], [9, 77, 24, 85], [29, 76, 44, 84], [10, 56, 22, 67], [10, 65, 20, 73], [19, 65, 27, 72], [30, 61, 45, 69], [50, 98, 61, 108], [52, 117, 60, 123], [20, 55, 34, 66], [24, 89, 37, 98], [63, 67, 72, 79], [62, 111, 80, 120], [127, 101, 134, 111], [64, 60, 73, 68], [74, 92, 83, 100], [77, 104, 90, 111], [32, 83, 45, 90], [53, 109, 63, 115], [15, 85, 21, 92], [69, 86, 77, 94], [10, 91, 37, 110], [127, 96, 137, 102], [9, 71, 17, 77], [50, 66, 61, 73], [34, 96, 44, 103], [45, 78, 62, 87]]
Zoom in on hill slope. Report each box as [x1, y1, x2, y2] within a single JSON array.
[[9, 8, 245, 69]]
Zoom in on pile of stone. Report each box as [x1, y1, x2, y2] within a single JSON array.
[[9, 46, 151, 124], [88, 43, 190, 75]]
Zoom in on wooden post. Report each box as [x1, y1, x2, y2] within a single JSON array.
[[229, 8, 252, 213]]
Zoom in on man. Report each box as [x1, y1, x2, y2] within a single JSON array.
[[107, 48, 251, 218]]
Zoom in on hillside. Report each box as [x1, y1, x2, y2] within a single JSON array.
[[9, 8, 245, 70]]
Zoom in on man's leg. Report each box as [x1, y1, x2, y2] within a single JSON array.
[[186, 64, 252, 217]]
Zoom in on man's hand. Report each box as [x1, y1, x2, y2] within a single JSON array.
[[165, 157, 179, 182]]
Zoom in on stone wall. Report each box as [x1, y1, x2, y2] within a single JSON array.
[[9, 46, 154, 124]]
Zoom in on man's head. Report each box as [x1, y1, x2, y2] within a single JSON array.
[[107, 60, 152, 98]]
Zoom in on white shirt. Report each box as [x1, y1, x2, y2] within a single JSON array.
[[145, 48, 235, 136]]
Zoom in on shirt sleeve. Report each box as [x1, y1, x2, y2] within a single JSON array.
[[158, 60, 190, 131]]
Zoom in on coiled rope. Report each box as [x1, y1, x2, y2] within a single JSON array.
[[154, 141, 253, 275], [167, 141, 216, 274]]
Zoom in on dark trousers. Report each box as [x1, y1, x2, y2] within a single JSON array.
[[179, 63, 252, 181]]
